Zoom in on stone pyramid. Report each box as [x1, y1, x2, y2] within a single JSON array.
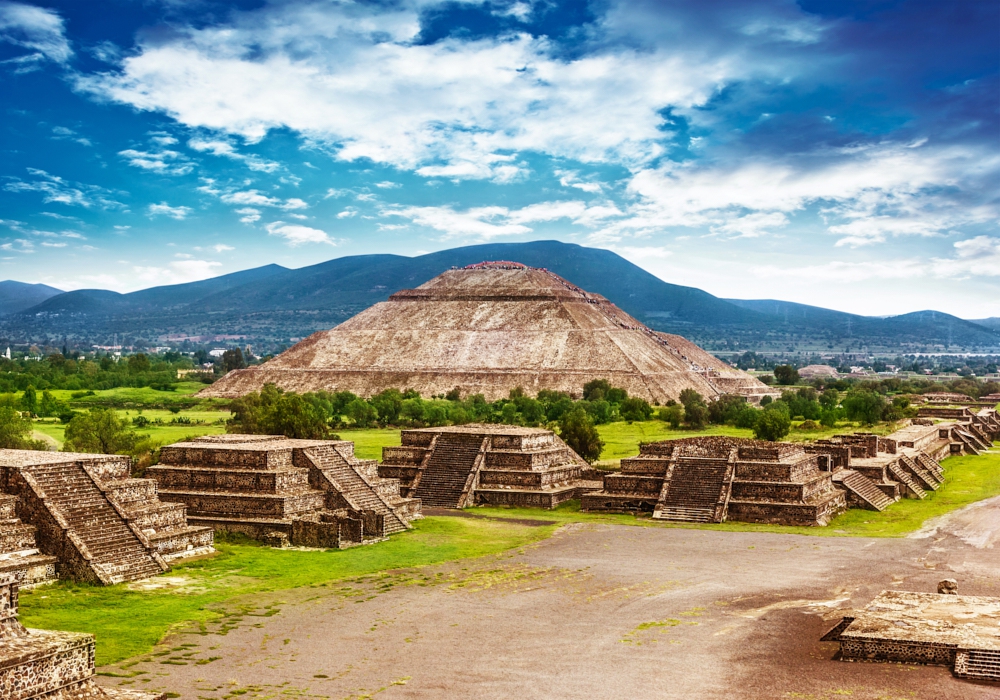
[[203, 262, 774, 404]]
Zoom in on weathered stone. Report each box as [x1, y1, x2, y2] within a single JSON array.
[[201, 262, 777, 404]]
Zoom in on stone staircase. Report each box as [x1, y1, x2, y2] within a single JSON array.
[[915, 453, 944, 481], [887, 462, 927, 499], [414, 435, 486, 507], [954, 649, 1000, 682], [23, 462, 164, 585], [837, 471, 895, 511], [653, 451, 733, 523], [899, 455, 940, 491], [0, 494, 56, 587], [302, 445, 410, 535]]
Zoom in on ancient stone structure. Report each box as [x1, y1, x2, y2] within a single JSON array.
[[378, 425, 599, 508], [0, 493, 56, 589], [581, 437, 847, 525], [0, 576, 165, 699], [201, 262, 777, 404], [0, 450, 214, 585], [824, 588, 1000, 683], [150, 435, 420, 547]]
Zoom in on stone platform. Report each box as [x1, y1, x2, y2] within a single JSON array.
[[378, 425, 600, 509], [0, 576, 165, 700], [826, 590, 1000, 683], [150, 435, 419, 547], [0, 450, 214, 585], [581, 437, 847, 525]]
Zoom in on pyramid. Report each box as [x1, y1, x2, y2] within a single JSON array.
[[202, 262, 774, 404]]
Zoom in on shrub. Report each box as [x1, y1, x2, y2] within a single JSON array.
[[774, 365, 799, 385], [842, 389, 886, 426], [64, 408, 153, 457], [753, 407, 791, 441], [558, 408, 604, 463], [657, 405, 683, 428], [0, 407, 47, 450], [620, 397, 653, 422]]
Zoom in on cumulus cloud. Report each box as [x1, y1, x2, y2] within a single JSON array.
[[119, 148, 194, 176], [74, 0, 798, 182], [0, 1, 72, 70], [148, 202, 192, 219], [133, 258, 222, 286], [265, 221, 334, 246], [217, 189, 307, 210], [188, 137, 282, 173], [386, 200, 623, 239]]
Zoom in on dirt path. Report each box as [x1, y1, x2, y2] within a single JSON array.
[[99, 523, 1000, 700], [31, 430, 59, 450]]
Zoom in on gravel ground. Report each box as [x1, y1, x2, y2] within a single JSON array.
[[102, 502, 1000, 700]]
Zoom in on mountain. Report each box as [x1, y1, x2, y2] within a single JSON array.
[[971, 318, 1000, 330], [1, 241, 997, 353], [0, 281, 63, 315]]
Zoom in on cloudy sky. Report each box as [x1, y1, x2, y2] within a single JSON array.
[[0, 0, 997, 317]]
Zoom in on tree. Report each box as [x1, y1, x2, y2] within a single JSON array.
[[582, 379, 611, 401], [221, 348, 246, 373], [228, 384, 334, 438], [708, 394, 746, 425], [559, 408, 604, 463], [370, 388, 404, 426], [679, 389, 709, 429], [0, 407, 47, 449], [657, 404, 683, 428], [773, 365, 799, 386], [819, 389, 840, 410], [345, 398, 378, 428], [127, 354, 151, 373], [620, 396, 652, 422], [842, 389, 886, 426], [20, 386, 37, 414], [753, 407, 791, 441], [64, 408, 149, 456]]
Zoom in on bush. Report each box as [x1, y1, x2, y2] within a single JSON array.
[[774, 365, 800, 385], [842, 389, 886, 426], [64, 408, 154, 457], [0, 407, 47, 450], [753, 407, 791, 441], [679, 389, 708, 429], [228, 384, 336, 438], [657, 404, 683, 428], [558, 408, 604, 463], [620, 397, 653, 422]]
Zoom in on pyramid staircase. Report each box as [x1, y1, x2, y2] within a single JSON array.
[[899, 454, 941, 491], [888, 462, 927, 499], [0, 494, 56, 587], [836, 471, 896, 511], [915, 453, 944, 481], [302, 444, 411, 535], [414, 434, 488, 508], [20, 462, 165, 585], [652, 448, 735, 523], [954, 649, 1000, 682]]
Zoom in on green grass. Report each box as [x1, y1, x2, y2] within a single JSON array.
[[19, 516, 554, 666], [334, 428, 402, 460], [32, 408, 230, 449], [474, 445, 1000, 539]]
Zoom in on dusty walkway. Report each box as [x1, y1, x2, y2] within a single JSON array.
[[101, 520, 1000, 700]]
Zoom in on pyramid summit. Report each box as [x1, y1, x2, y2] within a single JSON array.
[[202, 262, 774, 403]]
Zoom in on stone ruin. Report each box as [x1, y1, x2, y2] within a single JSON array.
[[378, 425, 601, 508], [0, 575, 165, 699], [0, 450, 214, 585], [581, 410, 999, 524], [581, 436, 847, 525], [823, 584, 1000, 683], [148, 435, 420, 547], [201, 262, 778, 405]]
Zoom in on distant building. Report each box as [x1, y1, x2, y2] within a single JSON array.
[[798, 364, 838, 379]]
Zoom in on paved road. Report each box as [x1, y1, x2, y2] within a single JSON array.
[[102, 516, 1000, 700]]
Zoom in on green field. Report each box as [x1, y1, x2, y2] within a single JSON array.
[[19, 517, 556, 666], [334, 428, 402, 460], [33, 408, 230, 449]]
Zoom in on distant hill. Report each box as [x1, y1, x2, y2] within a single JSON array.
[[971, 317, 1000, 330], [2, 241, 998, 352], [0, 281, 63, 316]]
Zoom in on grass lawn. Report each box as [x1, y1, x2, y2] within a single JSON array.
[[33, 407, 230, 449], [19, 516, 555, 666], [334, 428, 402, 460], [475, 445, 1000, 539]]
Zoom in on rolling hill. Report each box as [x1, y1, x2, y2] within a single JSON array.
[[0, 281, 63, 315], [1, 241, 997, 353]]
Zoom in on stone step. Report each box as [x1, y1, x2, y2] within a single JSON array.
[[653, 506, 715, 522], [955, 649, 1000, 681], [838, 472, 895, 511], [888, 463, 926, 499]]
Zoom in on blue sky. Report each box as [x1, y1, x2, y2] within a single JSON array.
[[0, 0, 997, 317]]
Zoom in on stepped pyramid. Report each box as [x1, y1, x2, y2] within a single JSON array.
[[202, 262, 775, 404], [150, 435, 420, 546], [0, 450, 214, 585], [378, 424, 599, 509]]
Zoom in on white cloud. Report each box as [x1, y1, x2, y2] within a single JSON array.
[[0, 238, 34, 253], [3, 168, 123, 209], [265, 221, 334, 246], [213, 243, 235, 252], [217, 189, 307, 209], [336, 208, 357, 219], [710, 212, 789, 239], [556, 169, 604, 193], [147, 202, 193, 220], [133, 259, 223, 286], [0, 1, 72, 68], [374, 181, 401, 189], [51, 126, 92, 147], [386, 199, 623, 239], [932, 236, 1000, 278], [41, 241, 67, 247], [188, 137, 282, 172], [75, 0, 791, 182], [119, 148, 194, 176], [235, 207, 260, 224]]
